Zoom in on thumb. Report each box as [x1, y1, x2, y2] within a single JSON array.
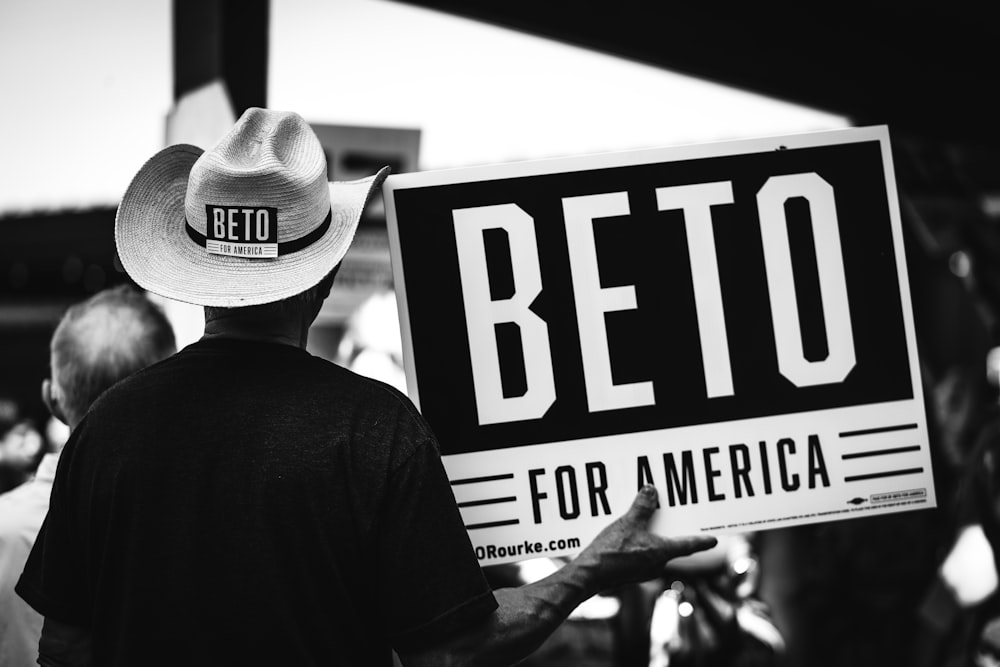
[[624, 485, 660, 525]]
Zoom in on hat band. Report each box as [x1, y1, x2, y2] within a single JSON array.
[[185, 208, 332, 256]]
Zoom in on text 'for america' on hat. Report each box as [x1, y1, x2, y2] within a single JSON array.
[[115, 107, 390, 308]]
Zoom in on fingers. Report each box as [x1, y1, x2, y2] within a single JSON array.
[[624, 485, 660, 525], [620, 486, 717, 573], [664, 534, 718, 559]]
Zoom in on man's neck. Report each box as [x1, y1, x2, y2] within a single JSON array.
[[202, 315, 308, 349]]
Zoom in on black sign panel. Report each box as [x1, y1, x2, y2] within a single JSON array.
[[390, 139, 910, 456]]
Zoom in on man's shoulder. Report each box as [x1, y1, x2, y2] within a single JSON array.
[[299, 362, 437, 459], [314, 361, 425, 423]]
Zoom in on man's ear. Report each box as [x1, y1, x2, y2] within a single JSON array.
[[303, 266, 340, 330], [317, 264, 340, 301], [42, 379, 69, 426]]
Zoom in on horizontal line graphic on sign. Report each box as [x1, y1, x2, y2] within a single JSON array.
[[839, 423, 918, 438], [844, 467, 924, 482], [841, 445, 921, 460], [457, 496, 517, 508], [466, 518, 520, 530], [451, 473, 515, 485]]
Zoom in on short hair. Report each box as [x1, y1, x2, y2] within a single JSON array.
[[51, 285, 177, 425], [203, 266, 339, 324]]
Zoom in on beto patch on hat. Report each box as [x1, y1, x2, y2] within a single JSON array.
[[200, 205, 280, 258], [114, 108, 390, 308]]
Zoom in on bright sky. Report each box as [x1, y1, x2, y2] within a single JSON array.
[[0, 0, 172, 214], [0, 0, 847, 215]]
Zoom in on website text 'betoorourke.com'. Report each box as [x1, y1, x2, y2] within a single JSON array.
[[475, 537, 582, 561]]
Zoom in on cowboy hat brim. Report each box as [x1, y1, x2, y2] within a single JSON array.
[[115, 143, 389, 308]]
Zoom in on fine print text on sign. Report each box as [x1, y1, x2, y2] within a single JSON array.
[[383, 126, 934, 566]]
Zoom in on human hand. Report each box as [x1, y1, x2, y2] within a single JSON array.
[[575, 485, 717, 591]]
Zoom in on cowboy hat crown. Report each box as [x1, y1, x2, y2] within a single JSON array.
[[115, 108, 390, 308]]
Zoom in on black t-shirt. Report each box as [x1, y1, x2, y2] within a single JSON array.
[[17, 337, 497, 666]]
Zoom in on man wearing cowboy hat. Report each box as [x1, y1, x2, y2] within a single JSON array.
[[16, 108, 715, 666]]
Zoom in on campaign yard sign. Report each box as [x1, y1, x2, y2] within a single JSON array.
[[382, 126, 934, 566]]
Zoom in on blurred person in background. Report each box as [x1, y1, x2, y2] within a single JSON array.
[[908, 227, 1000, 667], [643, 533, 783, 667], [0, 285, 176, 666], [0, 423, 43, 496], [0, 397, 44, 495]]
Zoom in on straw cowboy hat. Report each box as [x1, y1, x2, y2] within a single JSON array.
[[115, 107, 390, 307]]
